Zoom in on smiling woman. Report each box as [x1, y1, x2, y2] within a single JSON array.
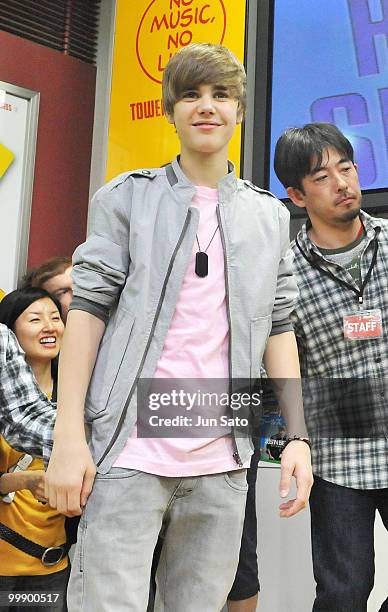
[[0, 287, 64, 398], [0, 287, 69, 611]]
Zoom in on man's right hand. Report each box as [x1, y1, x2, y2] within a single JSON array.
[[45, 438, 96, 516]]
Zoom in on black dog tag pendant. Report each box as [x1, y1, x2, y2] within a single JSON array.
[[195, 251, 208, 277]]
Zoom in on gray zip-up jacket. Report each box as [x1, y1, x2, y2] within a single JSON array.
[[71, 158, 298, 473]]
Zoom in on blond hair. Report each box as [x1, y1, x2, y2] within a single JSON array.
[[162, 43, 246, 117]]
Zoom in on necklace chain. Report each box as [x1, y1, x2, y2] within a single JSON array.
[[196, 226, 219, 253]]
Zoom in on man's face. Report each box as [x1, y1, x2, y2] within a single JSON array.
[[41, 266, 73, 322], [167, 83, 242, 159], [287, 147, 362, 226]]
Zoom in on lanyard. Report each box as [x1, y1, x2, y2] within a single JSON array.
[[295, 228, 380, 305]]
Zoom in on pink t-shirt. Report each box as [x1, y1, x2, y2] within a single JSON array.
[[114, 186, 243, 476]]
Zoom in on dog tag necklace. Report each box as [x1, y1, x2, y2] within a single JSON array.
[[195, 226, 219, 278]]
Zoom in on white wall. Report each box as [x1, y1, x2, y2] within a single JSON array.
[[256, 465, 315, 611], [242, 0, 257, 182], [88, 0, 116, 204], [256, 466, 388, 612]]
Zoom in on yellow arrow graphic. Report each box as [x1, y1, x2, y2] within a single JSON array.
[[0, 143, 14, 178]]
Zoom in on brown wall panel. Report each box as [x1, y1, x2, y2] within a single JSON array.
[[0, 30, 96, 267]]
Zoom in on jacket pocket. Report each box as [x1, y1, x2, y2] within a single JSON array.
[[85, 309, 135, 416], [250, 315, 272, 380]]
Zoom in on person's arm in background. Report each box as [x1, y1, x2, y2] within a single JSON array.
[[0, 470, 46, 502], [45, 179, 132, 516], [0, 326, 55, 460], [262, 203, 312, 518], [45, 310, 105, 516], [263, 331, 312, 518]]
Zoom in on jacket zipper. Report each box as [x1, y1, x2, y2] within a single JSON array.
[[216, 205, 243, 467], [97, 209, 192, 467]]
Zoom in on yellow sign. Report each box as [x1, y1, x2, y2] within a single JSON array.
[[106, 0, 246, 180], [0, 143, 14, 179]]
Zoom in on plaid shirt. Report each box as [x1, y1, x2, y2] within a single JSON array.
[[0, 324, 54, 462], [291, 211, 388, 489]]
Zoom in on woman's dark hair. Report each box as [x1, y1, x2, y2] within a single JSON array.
[[0, 287, 63, 330], [274, 122, 355, 193], [0, 287, 63, 381]]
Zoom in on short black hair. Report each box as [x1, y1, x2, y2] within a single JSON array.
[[274, 123, 354, 193], [0, 287, 62, 330]]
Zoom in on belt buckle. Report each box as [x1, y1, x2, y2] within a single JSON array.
[[41, 545, 64, 566]]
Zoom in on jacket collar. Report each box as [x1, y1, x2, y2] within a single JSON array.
[[168, 156, 238, 203], [297, 210, 382, 257]]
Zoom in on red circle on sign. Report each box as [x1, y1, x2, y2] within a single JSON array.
[[136, 0, 227, 85]]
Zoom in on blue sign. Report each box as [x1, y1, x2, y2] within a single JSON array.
[[269, 0, 388, 198]]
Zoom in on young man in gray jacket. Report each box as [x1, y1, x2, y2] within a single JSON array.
[[46, 44, 312, 611]]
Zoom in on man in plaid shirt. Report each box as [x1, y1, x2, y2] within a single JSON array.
[[274, 123, 388, 612], [0, 323, 54, 461]]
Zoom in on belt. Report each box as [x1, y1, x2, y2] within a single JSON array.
[[0, 522, 70, 566]]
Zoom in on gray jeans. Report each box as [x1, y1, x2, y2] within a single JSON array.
[[68, 468, 248, 612]]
